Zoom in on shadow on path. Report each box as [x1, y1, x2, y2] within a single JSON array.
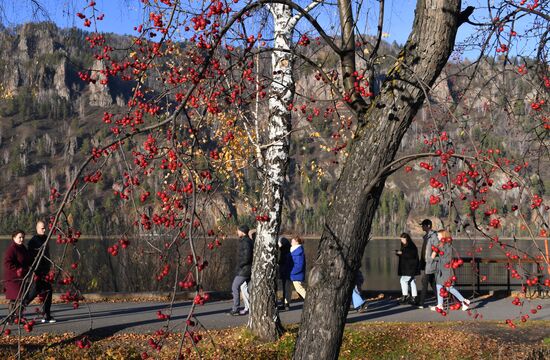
[[346, 299, 419, 323], [43, 301, 193, 323]]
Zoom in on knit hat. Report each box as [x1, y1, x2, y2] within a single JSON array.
[[238, 225, 250, 234], [419, 219, 432, 227]]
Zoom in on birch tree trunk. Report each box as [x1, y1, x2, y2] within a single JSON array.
[[293, 0, 463, 358], [248, 4, 295, 340]]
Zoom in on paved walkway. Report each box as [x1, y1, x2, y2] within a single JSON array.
[[1, 295, 549, 336]]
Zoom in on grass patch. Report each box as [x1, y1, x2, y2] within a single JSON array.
[[0, 321, 548, 359]]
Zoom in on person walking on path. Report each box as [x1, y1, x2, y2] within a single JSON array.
[[430, 230, 470, 312], [228, 225, 254, 316], [290, 235, 306, 299], [239, 229, 256, 315], [277, 236, 292, 311], [351, 269, 368, 312], [3, 230, 31, 321], [23, 221, 56, 323], [395, 232, 420, 305], [417, 219, 438, 308]]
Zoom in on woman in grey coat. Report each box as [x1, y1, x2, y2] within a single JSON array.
[[430, 230, 470, 312]]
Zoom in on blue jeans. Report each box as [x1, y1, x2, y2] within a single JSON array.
[[231, 275, 249, 312], [436, 284, 466, 306], [399, 276, 418, 297], [351, 286, 365, 309], [240, 281, 250, 311]]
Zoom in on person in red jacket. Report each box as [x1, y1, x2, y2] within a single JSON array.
[[3, 230, 31, 320]]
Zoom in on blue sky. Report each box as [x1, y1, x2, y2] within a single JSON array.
[[4, 0, 421, 43], [2, 0, 540, 60]]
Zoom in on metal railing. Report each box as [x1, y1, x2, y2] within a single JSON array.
[[454, 257, 549, 298]]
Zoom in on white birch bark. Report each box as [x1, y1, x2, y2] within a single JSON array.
[[247, 3, 299, 340]]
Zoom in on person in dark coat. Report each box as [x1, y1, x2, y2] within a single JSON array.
[[395, 232, 420, 305], [228, 225, 254, 316], [3, 229, 31, 319], [23, 221, 56, 323], [277, 236, 292, 311], [290, 235, 306, 299], [239, 229, 256, 315]]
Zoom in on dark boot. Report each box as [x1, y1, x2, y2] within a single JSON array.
[[408, 296, 418, 305], [398, 295, 409, 305]]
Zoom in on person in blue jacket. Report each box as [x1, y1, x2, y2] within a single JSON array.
[[290, 235, 306, 299]]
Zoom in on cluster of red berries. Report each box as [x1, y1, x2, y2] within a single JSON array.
[[60, 275, 74, 285], [256, 214, 270, 222], [531, 99, 545, 111], [140, 214, 152, 230], [431, 245, 444, 256], [107, 244, 120, 256], [197, 261, 208, 272], [156, 310, 170, 320], [469, 199, 486, 211], [185, 330, 203, 344], [496, 43, 509, 53], [526, 276, 540, 287], [501, 180, 519, 190], [531, 194, 543, 209], [193, 293, 210, 305], [43, 271, 56, 283], [178, 279, 196, 289], [450, 258, 464, 269], [207, 239, 222, 250], [83, 171, 102, 183], [75, 336, 91, 349], [156, 264, 171, 281], [512, 297, 523, 306], [520, 0, 540, 10], [7, 317, 35, 333], [429, 195, 441, 205], [148, 337, 163, 351], [49, 187, 60, 201], [429, 177, 444, 189], [488, 218, 501, 229], [419, 162, 434, 171], [56, 230, 81, 244], [297, 35, 310, 46], [433, 306, 447, 317], [60, 291, 83, 309]]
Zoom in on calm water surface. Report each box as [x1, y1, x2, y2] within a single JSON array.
[[0, 237, 547, 292]]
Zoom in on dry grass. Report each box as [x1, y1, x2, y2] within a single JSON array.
[[0, 321, 548, 359]]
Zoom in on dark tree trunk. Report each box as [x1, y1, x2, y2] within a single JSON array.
[[293, 0, 463, 358]]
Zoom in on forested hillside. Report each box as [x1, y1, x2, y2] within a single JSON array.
[[0, 22, 547, 236]]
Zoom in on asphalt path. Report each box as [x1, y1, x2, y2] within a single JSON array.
[[1, 295, 549, 337]]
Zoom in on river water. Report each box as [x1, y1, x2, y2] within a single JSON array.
[[0, 237, 547, 293]]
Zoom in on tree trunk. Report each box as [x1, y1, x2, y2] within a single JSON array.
[[293, 0, 462, 358], [248, 4, 294, 341]]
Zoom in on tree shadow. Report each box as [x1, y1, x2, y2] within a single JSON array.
[[50, 300, 193, 323], [345, 299, 421, 323]]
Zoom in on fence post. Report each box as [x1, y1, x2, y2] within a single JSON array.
[[476, 259, 480, 294], [507, 264, 511, 293]]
